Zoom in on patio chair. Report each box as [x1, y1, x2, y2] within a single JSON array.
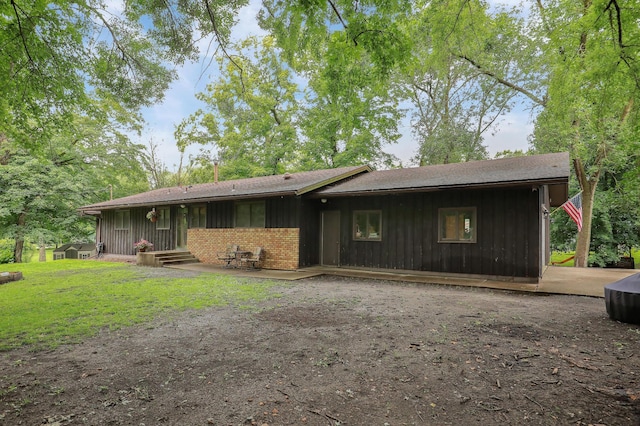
[[216, 244, 239, 268], [240, 247, 265, 270]]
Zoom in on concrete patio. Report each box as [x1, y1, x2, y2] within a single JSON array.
[[164, 261, 638, 298]]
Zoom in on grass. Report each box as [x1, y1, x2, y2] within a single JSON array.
[[549, 252, 576, 267], [550, 249, 640, 268], [0, 260, 282, 351]]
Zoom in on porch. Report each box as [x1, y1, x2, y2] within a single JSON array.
[[164, 262, 637, 298]]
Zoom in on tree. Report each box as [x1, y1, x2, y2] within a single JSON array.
[[396, 3, 517, 166], [0, 145, 91, 262], [0, 111, 149, 262], [177, 36, 300, 179], [423, 0, 640, 267], [298, 41, 403, 170], [529, 0, 640, 267]]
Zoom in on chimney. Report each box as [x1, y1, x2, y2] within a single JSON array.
[[214, 161, 219, 184]]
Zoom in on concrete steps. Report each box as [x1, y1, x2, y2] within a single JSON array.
[[136, 251, 200, 267]]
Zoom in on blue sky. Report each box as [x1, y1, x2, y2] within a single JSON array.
[[139, 1, 533, 171]]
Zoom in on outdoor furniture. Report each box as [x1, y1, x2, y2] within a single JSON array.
[[233, 250, 252, 267], [216, 245, 239, 268], [604, 273, 640, 325], [240, 247, 265, 270]]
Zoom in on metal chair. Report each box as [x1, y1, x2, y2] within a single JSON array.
[[216, 244, 239, 268], [240, 247, 265, 270]]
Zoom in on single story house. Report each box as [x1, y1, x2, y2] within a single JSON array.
[[53, 243, 97, 260], [79, 152, 569, 282]]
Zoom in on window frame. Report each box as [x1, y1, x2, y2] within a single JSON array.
[[234, 201, 266, 228], [114, 210, 130, 230], [156, 207, 171, 230], [353, 210, 382, 241], [189, 205, 207, 229], [438, 207, 477, 243]]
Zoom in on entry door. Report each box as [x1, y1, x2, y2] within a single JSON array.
[[176, 207, 188, 250], [321, 211, 340, 266]]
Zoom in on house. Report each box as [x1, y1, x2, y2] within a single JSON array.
[[79, 152, 569, 282], [53, 243, 97, 260]]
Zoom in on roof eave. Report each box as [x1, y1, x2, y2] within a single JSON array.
[[295, 165, 372, 195], [78, 190, 300, 212], [311, 178, 569, 198]]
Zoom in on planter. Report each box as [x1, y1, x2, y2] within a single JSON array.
[[150, 216, 157, 223]]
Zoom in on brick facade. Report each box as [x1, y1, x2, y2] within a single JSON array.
[[187, 228, 300, 270]]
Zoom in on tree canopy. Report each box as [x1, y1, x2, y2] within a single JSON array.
[[1, 0, 639, 265]]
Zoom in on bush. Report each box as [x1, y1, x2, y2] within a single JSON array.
[[0, 239, 36, 264], [0, 239, 15, 264]]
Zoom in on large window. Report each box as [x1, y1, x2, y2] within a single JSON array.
[[235, 201, 265, 228], [115, 210, 130, 230], [157, 207, 171, 230], [438, 207, 476, 243], [353, 210, 382, 241], [189, 205, 207, 228]]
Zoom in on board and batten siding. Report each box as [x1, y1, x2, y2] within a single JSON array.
[[101, 197, 303, 255], [100, 207, 176, 255], [322, 186, 542, 280]]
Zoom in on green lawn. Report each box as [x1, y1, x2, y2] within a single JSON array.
[[0, 260, 282, 351], [550, 249, 640, 268]]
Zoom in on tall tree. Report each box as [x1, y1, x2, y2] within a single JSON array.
[[298, 35, 403, 169], [177, 36, 300, 179], [529, 0, 640, 267], [423, 0, 639, 267], [0, 112, 149, 262], [396, 2, 517, 165]]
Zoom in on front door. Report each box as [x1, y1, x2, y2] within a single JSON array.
[[321, 210, 340, 266], [176, 207, 188, 250]]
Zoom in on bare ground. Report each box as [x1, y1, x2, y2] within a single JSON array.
[[1, 273, 639, 426]]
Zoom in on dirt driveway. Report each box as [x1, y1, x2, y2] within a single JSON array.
[[1, 274, 639, 425]]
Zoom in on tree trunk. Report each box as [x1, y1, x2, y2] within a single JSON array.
[[13, 212, 26, 263], [39, 241, 47, 262], [573, 158, 600, 268]]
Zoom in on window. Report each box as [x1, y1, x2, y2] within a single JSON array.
[[189, 205, 207, 228], [438, 207, 476, 243], [235, 201, 265, 228], [157, 207, 171, 230], [115, 210, 130, 230], [353, 211, 382, 241]]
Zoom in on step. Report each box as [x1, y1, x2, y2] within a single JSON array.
[[161, 257, 200, 266], [136, 251, 200, 267]]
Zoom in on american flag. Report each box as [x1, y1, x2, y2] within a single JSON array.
[[562, 192, 583, 231]]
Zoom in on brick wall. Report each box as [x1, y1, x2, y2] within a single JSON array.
[[187, 228, 300, 270]]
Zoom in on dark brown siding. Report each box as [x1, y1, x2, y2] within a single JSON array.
[[298, 198, 321, 267], [322, 187, 541, 279], [101, 197, 303, 255], [101, 207, 177, 255], [208, 201, 234, 228], [266, 197, 299, 228]]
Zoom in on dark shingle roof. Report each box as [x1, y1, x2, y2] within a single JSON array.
[[317, 152, 570, 196], [53, 244, 96, 252], [81, 165, 370, 211]]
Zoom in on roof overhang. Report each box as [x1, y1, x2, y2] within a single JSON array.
[[310, 178, 569, 199]]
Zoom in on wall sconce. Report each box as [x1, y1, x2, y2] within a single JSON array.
[[321, 198, 327, 203], [180, 204, 185, 208]]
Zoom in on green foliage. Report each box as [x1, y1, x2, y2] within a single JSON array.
[[396, 0, 521, 166], [0, 261, 282, 351], [177, 36, 300, 179], [0, 240, 15, 264]]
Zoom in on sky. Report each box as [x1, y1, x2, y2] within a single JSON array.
[[139, 1, 534, 171]]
